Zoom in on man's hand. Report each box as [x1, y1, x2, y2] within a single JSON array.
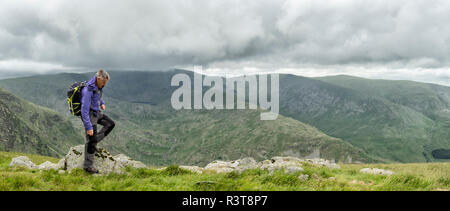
[[100, 104, 106, 110], [86, 130, 94, 136]]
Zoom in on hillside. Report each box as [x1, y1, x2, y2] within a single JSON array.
[[315, 75, 450, 161], [276, 75, 450, 163], [1, 70, 449, 163], [0, 88, 83, 157], [0, 71, 376, 165], [1, 151, 448, 191]]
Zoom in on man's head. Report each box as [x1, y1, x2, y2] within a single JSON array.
[[96, 69, 110, 89]]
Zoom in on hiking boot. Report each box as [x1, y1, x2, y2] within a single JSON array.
[[84, 167, 99, 174]]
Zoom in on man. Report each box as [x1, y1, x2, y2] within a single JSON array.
[[80, 69, 115, 174]]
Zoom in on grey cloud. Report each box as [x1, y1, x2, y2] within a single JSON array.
[[0, 0, 449, 85]]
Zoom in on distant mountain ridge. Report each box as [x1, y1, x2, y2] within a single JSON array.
[[0, 70, 448, 164]]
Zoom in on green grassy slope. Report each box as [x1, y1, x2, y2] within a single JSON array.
[[0, 151, 448, 191], [0, 88, 83, 157]]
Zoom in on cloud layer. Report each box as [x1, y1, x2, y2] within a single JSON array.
[[0, 0, 449, 85]]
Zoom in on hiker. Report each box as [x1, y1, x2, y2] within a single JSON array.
[[80, 69, 115, 174]]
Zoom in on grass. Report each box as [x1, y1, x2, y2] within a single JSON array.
[[0, 151, 448, 191]]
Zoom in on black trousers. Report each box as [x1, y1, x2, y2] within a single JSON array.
[[83, 110, 115, 169]]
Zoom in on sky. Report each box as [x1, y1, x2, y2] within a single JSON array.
[[0, 0, 449, 86]]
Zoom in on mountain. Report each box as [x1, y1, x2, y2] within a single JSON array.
[[1, 70, 448, 164], [0, 70, 377, 165], [315, 75, 450, 161], [0, 87, 83, 157]]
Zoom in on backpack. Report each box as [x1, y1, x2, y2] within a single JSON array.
[[67, 81, 87, 116]]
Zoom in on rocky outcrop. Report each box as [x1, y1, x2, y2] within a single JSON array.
[[9, 147, 342, 175], [64, 145, 146, 174], [9, 145, 147, 174], [204, 157, 259, 173], [183, 156, 340, 174], [360, 168, 394, 175]]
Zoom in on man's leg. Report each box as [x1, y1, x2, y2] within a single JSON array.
[[95, 113, 115, 143], [84, 111, 98, 171], [84, 124, 98, 170]]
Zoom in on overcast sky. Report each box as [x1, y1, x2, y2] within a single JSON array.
[[0, 0, 449, 85]]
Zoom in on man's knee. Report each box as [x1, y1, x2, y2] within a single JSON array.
[[103, 119, 115, 137], [110, 120, 115, 129]]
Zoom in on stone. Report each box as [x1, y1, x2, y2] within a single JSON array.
[[204, 161, 235, 173], [304, 158, 341, 169], [37, 161, 60, 170], [58, 170, 66, 174], [8, 149, 344, 176], [202, 156, 339, 174], [232, 157, 258, 173], [9, 156, 36, 169], [298, 174, 309, 181], [113, 154, 147, 169], [64, 145, 147, 174], [65, 145, 116, 174], [56, 159, 66, 170], [203, 157, 259, 174], [360, 168, 394, 175], [284, 166, 304, 174], [260, 156, 303, 173]]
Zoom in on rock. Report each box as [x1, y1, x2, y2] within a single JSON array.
[[204, 161, 235, 173], [203, 156, 338, 174], [57, 159, 66, 170], [9, 156, 36, 169], [58, 170, 66, 174], [360, 168, 394, 175], [113, 154, 147, 169], [284, 166, 304, 174], [233, 157, 258, 173], [179, 166, 204, 174], [204, 157, 259, 173], [271, 156, 303, 163], [298, 174, 309, 181], [304, 158, 340, 169], [37, 161, 60, 170], [64, 145, 147, 174], [260, 156, 303, 173], [8, 149, 342, 176], [65, 145, 116, 174]]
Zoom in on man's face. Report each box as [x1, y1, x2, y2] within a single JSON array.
[[96, 77, 108, 89]]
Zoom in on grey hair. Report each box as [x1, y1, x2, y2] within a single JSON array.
[[96, 69, 110, 80]]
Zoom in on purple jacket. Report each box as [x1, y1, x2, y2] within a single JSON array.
[[81, 76, 104, 131]]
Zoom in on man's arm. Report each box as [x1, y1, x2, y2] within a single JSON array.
[[81, 87, 93, 131], [100, 98, 106, 110]]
